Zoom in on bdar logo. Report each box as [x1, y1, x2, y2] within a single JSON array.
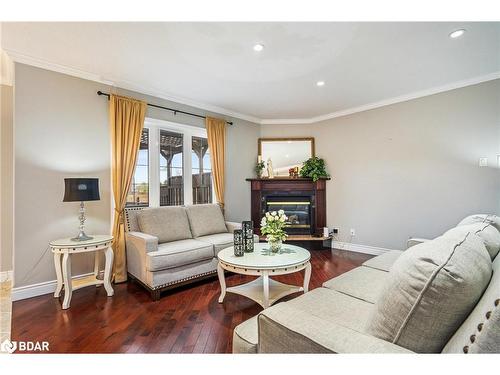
[[1, 339, 17, 354]]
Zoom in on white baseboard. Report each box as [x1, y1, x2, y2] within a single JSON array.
[[0, 270, 13, 283], [332, 240, 395, 255], [12, 272, 94, 302]]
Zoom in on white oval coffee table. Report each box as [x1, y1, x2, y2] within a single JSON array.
[[217, 243, 311, 309]]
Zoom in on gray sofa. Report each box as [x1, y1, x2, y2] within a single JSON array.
[[124, 204, 258, 300], [233, 214, 500, 353]]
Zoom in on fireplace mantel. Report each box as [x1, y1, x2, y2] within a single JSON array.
[[246, 177, 330, 236]]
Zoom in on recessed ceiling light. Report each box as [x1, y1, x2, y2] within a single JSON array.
[[449, 29, 466, 39], [316, 81, 325, 87], [253, 43, 264, 52]]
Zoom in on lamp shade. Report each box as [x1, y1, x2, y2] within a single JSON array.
[[63, 178, 100, 202]]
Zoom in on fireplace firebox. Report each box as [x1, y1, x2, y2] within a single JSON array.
[[246, 177, 329, 237], [266, 196, 312, 234]]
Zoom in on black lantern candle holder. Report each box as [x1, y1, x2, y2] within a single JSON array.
[[233, 229, 244, 257], [242, 220, 254, 252], [244, 237, 254, 253]]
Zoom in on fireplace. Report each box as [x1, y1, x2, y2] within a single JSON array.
[[266, 196, 312, 235], [247, 177, 329, 237]]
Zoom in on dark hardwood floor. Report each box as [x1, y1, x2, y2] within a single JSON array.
[[11, 247, 372, 353]]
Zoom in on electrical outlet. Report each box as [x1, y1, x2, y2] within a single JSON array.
[[350, 228, 356, 236], [479, 157, 488, 167]]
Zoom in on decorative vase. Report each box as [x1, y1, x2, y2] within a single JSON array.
[[268, 239, 282, 253], [233, 229, 244, 257], [242, 220, 254, 253]]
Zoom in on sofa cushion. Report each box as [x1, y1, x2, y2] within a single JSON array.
[[285, 287, 375, 331], [458, 214, 500, 233], [233, 316, 259, 354], [366, 233, 492, 353], [147, 258, 218, 288], [362, 250, 403, 272], [444, 223, 500, 260], [258, 301, 413, 354], [137, 207, 192, 244], [442, 254, 500, 353], [146, 239, 214, 271], [322, 266, 389, 304], [198, 232, 259, 255], [255, 287, 414, 353], [185, 204, 228, 238], [233, 287, 375, 354]]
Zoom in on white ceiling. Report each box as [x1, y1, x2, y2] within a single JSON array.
[[2, 22, 499, 123]]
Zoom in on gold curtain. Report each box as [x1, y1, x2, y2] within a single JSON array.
[[109, 94, 146, 283], [205, 117, 226, 209]]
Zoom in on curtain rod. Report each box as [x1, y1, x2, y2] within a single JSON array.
[[96, 91, 233, 126]]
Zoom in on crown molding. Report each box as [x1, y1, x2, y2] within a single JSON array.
[[4, 49, 262, 124], [5, 49, 115, 86], [6, 48, 499, 126], [261, 71, 500, 125]]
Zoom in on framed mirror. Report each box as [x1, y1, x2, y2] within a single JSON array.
[[258, 138, 315, 177]]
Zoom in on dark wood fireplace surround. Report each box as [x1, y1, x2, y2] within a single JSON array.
[[246, 177, 330, 237]]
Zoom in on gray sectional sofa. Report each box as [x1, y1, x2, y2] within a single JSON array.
[[124, 204, 258, 300], [233, 214, 500, 353]]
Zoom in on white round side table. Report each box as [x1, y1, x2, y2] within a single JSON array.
[[217, 243, 311, 309], [50, 235, 114, 309]]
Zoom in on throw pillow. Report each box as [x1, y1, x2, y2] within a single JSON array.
[[366, 233, 492, 353], [444, 223, 500, 260], [458, 214, 500, 233], [137, 207, 192, 243], [185, 204, 228, 237]]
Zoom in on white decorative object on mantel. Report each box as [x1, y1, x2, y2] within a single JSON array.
[[50, 235, 114, 309], [217, 243, 311, 309], [266, 158, 274, 178]]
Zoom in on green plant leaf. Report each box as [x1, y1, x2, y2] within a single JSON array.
[[299, 156, 329, 180]]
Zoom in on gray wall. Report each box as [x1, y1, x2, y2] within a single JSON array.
[[13, 63, 259, 288], [1, 83, 13, 273], [261, 80, 500, 250]]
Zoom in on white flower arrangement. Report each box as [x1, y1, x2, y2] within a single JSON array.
[[260, 209, 289, 243]]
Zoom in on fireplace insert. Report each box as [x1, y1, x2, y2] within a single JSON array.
[[265, 196, 313, 235]]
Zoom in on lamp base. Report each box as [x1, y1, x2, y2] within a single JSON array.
[[71, 231, 93, 242], [71, 201, 93, 241]]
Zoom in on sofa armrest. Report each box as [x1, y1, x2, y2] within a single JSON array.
[[225, 221, 242, 233], [406, 237, 430, 249], [125, 231, 158, 253], [258, 304, 414, 354]]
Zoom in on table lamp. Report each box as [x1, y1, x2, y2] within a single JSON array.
[[63, 178, 100, 241]]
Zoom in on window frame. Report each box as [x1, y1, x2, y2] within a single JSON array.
[[144, 117, 216, 208]]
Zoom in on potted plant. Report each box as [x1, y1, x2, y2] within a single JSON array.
[[255, 160, 266, 178], [299, 157, 329, 182], [260, 210, 289, 253]]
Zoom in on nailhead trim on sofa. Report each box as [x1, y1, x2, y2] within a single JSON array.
[[124, 206, 145, 232], [151, 269, 218, 290], [462, 299, 498, 353]]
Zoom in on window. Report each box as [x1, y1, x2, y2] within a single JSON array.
[[126, 119, 214, 208], [160, 130, 184, 206], [192, 136, 212, 204], [126, 129, 149, 206]]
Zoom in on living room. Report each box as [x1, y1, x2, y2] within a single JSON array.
[[1, 1, 499, 373]]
